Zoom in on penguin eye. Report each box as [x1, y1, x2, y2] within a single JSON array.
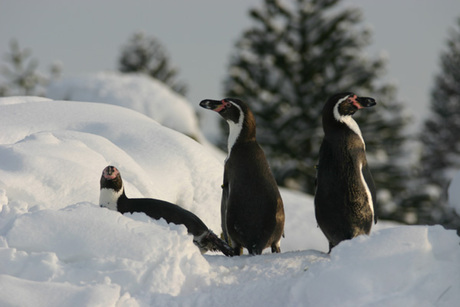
[[337, 96, 357, 116], [221, 100, 233, 111], [346, 95, 358, 105]]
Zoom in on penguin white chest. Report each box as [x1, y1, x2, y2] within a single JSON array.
[[99, 188, 123, 211], [226, 104, 244, 160]]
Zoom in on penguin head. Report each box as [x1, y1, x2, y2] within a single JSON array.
[[328, 92, 376, 121], [200, 98, 256, 152], [199, 98, 248, 124], [322, 93, 376, 145], [99, 165, 124, 211]]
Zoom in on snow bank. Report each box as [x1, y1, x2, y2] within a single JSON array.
[[156, 226, 460, 306], [47, 72, 201, 139], [0, 96, 220, 305], [3, 204, 210, 298], [0, 97, 220, 225], [303, 225, 460, 306], [0, 96, 459, 306]]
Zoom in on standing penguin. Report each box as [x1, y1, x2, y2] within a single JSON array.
[[315, 92, 377, 252], [99, 165, 234, 256], [199, 98, 285, 255]]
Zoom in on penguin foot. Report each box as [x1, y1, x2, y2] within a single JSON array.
[[271, 242, 281, 253]]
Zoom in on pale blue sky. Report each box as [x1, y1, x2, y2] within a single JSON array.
[[1, 0, 459, 130]]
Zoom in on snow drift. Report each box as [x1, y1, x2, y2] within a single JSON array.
[[0, 95, 458, 306]]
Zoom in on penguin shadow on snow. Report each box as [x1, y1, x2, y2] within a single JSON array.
[[99, 165, 235, 257], [199, 98, 285, 256], [315, 92, 377, 253]]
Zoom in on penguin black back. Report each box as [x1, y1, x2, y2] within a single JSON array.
[[99, 166, 234, 256], [314, 93, 377, 252], [200, 98, 285, 255]]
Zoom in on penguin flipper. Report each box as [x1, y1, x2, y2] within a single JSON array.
[[221, 172, 230, 242], [194, 230, 235, 257]]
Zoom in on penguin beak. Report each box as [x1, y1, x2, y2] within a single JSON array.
[[355, 97, 377, 109], [199, 99, 231, 113], [102, 165, 118, 180]]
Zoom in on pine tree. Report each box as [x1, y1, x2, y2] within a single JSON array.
[[224, 0, 412, 222], [118, 32, 187, 96], [421, 17, 460, 190], [418, 17, 460, 229], [0, 40, 60, 97]]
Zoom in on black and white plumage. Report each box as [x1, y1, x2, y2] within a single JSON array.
[[99, 165, 234, 257], [199, 98, 285, 256], [314, 93, 377, 253]]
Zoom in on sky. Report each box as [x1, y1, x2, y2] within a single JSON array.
[[1, 0, 459, 130]]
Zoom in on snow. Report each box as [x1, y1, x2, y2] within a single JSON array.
[[448, 171, 460, 215], [0, 89, 459, 306], [47, 72, 201, 140]]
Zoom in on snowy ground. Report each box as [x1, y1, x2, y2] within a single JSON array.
[[0, 78, 459, 306]]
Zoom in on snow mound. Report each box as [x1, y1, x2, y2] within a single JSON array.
[[4, 204, 210, 298], [0, 96, 459, 306], [0, 97, 221, 304], [0, 99, 221, 226], [157, 226, 460, 306], [304, 225, 460, 306], [47, 71, 201, 139], [0, 96, 52, 105]]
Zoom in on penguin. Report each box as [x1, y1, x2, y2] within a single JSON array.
[[314, 92, 377, 253], [199, 98, 285, 256], [99, 165, 234, 257]]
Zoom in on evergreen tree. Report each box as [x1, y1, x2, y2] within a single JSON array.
[[421, 17, 460, 190], [418, 17, 460, 229], [0, 40, 60, 97], [118, 32, 188, 96], [224, 0, 413, 222]]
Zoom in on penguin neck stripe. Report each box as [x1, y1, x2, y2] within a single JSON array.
[[226, 102, 244, 159], [333, 96, 365, 148], [332, 96, 350, 122], [99, 186, 124, 211]]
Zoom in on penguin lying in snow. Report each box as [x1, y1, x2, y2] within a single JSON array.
[[99, 165, 234, 257], [199, 98, 285, 256], [315, 93, 377, 253]]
